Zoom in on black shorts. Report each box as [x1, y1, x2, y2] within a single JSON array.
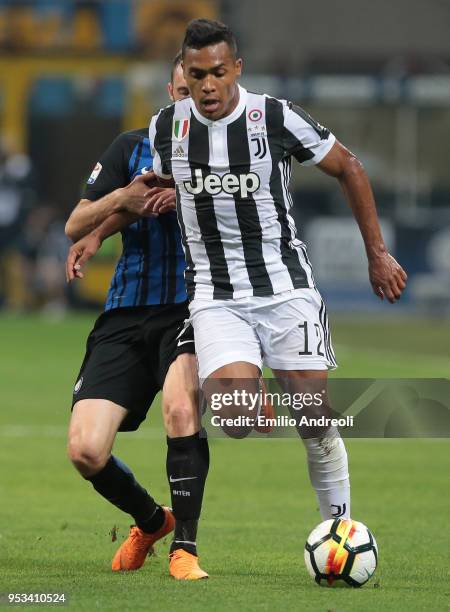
[[71, 302, 195, 431]]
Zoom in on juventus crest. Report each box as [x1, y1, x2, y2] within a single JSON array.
[[251, 135, 267, 159], [248, 124, 268, 159]]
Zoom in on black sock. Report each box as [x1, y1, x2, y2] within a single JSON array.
[[166, 431, 209, 556], [86, 455, 165, 534], [170, 520, 198, 556]]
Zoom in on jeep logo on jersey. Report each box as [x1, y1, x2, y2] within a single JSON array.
[[173, 118, 190, 141], [183, 169, 260, 198]]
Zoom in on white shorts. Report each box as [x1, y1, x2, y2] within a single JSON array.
[[189, 288, 337, 380]]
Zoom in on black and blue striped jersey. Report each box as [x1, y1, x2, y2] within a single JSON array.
[[83, 128, 187, 310]]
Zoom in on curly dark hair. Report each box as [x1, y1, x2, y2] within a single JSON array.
[[182, 18, 237, 58]]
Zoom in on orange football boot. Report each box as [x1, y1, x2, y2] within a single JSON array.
[[112, 506, 174, 571], [169, 549, 209, 580], [254, 377, 276, 433]]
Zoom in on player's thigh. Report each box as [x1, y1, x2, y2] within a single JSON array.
[[271, 369, 328, 380], [189, 299, 262, 381], [272, 368, 328, 407], [68, 398, 127, 463], [202, 359, 262, 439], [71, 308, 159, 432], [260, 289, 337, 372], [208, 361, 260, 379]]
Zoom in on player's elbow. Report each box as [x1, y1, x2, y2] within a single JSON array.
[[64, 217, 77, 242], [65, 214, 86, 243], [66, 200, 90, 242], [320, 142, 366, 181], [340, 149, 366, 181]]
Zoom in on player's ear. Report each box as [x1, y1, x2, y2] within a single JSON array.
[[167, 82, 174, 102], [235, 58, 243, 77]]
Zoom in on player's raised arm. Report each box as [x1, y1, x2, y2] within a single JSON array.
[[65, 185, 177, 282], [65, 174, 159, 242], [282, 102, 407, 303], [65, 210, 139, 282], [65, 132, 159, 242], [316, 141, 407, 303]]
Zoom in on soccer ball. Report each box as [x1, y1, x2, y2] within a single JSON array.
[[304, 518, 378, 587]]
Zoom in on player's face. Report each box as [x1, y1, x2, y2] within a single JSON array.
[[182, 42, 242, 121], [167, 63, 190, 102]]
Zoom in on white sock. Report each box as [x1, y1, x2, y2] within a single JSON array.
[[302, 430, 351, 520]]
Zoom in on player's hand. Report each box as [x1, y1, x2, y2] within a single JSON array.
[[134, 170, 160, 187], [118, 175, 158, 216], [66, 232, 102, 282], [143, 187, 176, 215], [368, 252, 407, 303], [141, 170, 175, 189]]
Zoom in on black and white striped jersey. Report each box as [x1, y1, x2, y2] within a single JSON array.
[[149, 85, 335, 301]]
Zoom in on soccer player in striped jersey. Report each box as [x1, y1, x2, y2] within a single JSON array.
[[149, 20, 407, 535], [65, 53, 208, 580]]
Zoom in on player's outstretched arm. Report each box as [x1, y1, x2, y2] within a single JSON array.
[[317, 141, 407, 303], [65, 211, 139, 282], [65, 174, 158, 242]]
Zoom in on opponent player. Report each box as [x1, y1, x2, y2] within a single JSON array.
[[148, 20, 407, 530], [65, 53, 209, 580]]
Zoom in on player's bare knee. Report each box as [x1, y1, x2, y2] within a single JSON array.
[[70, 449, 109, 476], [164, 398, 194, 425], [163, 396, 197, 436], [67, 435, 109, 476]]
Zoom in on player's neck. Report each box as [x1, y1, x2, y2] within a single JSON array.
[[221, 84, 240, 120]]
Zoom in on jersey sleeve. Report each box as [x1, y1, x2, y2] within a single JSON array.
[[282, 101, 336, 166], [149, 109, 173, 179], [82, 133, 130, 201]]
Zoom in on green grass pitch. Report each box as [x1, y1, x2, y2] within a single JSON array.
[[1, 313, 449, 611]]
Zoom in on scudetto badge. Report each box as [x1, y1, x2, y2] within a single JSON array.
[[173, 118, 190, 141]]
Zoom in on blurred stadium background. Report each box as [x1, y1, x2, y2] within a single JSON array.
[[0, 0, 449, 316]]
